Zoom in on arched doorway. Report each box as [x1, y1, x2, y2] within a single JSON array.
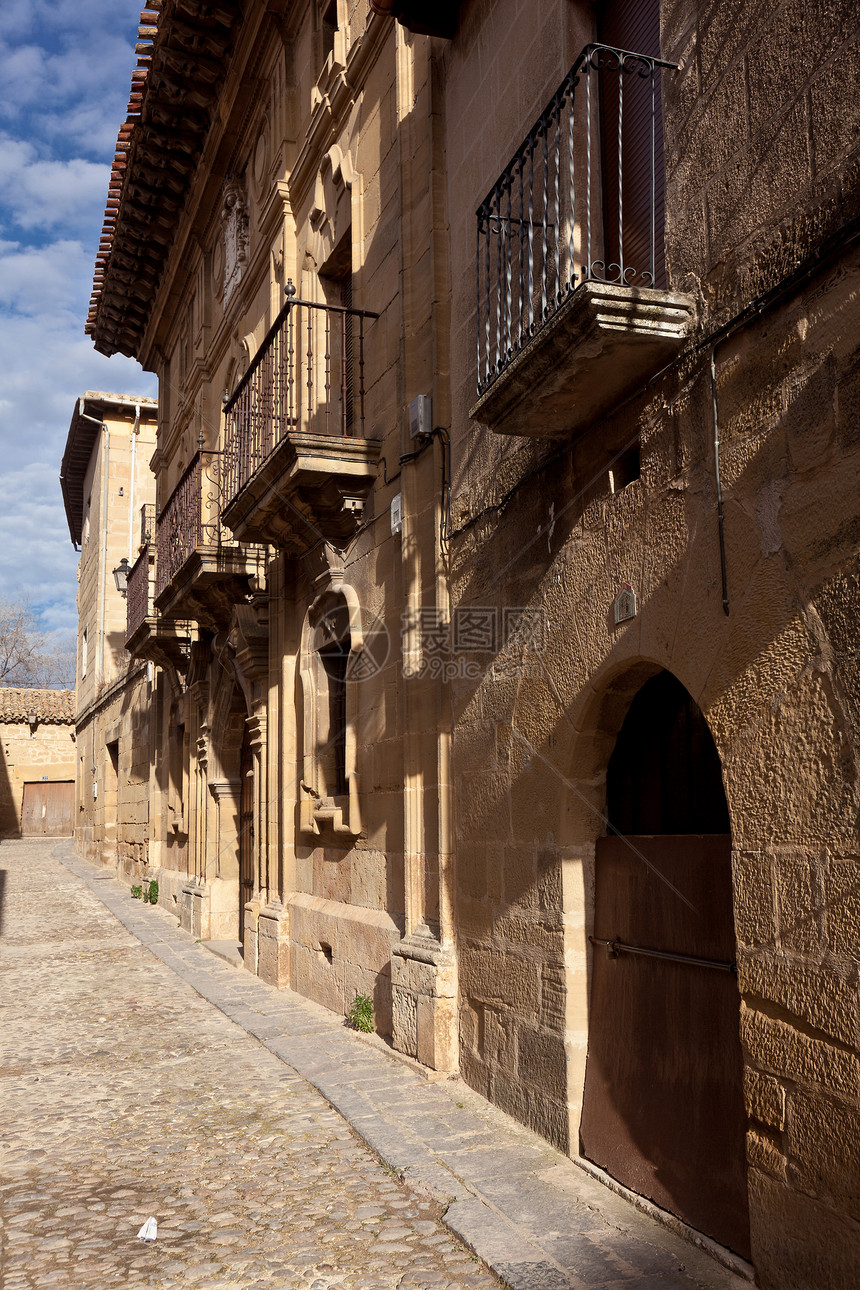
[[580, 670, 750, 1257]]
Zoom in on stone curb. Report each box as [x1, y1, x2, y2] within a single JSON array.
[[56, 844, 752, 1290]]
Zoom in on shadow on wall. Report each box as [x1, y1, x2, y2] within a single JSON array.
[[0, 742, 20, 839]]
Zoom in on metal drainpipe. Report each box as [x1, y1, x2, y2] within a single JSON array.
[[128, 403, 141, 563], [710, 346, 730, 616]]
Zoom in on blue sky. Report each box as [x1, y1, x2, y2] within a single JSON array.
[[0, 0, 156, 641]]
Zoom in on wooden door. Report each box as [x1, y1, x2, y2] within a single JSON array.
[[581, 834, 750, 1257], [581, 670, 749, 1258], [21, 782, 74, 837], [238, 727, 254, 944]]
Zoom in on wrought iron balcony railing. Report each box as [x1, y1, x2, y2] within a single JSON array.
[[155, 449, 221, 601], [126, 543, 153, 643], [222, 283, 378, 507], [139, 502, 156, 549], [476, 43, 677, 396]]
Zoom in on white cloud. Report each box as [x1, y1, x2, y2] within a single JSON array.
[[0, 137, 107, 234]]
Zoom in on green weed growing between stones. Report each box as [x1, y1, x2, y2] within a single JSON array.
[[346, 992, 374, 1032]]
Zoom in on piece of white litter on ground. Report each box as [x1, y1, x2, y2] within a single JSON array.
[[137, 1217, 157, 1242]]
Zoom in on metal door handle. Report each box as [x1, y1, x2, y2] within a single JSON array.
[[589, 936, 737, 974]]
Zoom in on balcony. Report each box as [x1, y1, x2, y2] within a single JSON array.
[[470, 44, 695, 439], [125, 543, 190, 671], [154, 449, 266, 630], [221, 286, 381, 550]]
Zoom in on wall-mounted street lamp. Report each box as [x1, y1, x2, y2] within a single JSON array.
[[112, 557, 130, 597]]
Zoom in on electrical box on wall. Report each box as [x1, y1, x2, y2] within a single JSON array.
[[409, 394, 431, 439], [390, 492, 403, 535]]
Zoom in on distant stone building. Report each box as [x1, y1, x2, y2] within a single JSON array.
[[0, 689, 76, 837], [79, 2, 860, 1286], [60, 392, 158, 875]]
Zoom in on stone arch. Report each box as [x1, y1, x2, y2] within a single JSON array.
[[556, 655, 667, 851]]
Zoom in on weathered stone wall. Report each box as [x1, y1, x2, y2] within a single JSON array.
[[71, 396, 158, 875], [0, 720, 75, 837], [443, 0, 860, 1283], [75, 668, 155, 880]]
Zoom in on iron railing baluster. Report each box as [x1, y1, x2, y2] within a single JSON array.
[[527, 134, 534, 335], [306, 307, 313, 436], [518, 158, 525, 349], [340, 309, 348, 436], [568, 75, 575, 291], [650, 68, 657, 287], [495, 185, 503, 373], [617, 62, 624, 282], [476, 214, 482, 383], [553, 95, 561, 303], [484, 206, 489, 381], [586, 56, 592, 280], [541, 120, 548, 319]]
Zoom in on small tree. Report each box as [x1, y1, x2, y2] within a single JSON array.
[[0, 599, 45, 687], [33, 633, 77, 689]]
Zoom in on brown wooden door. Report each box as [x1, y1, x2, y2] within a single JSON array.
[[238, 728, 254, 944], [582, 670, 749, 1258], [21, 782, 74, 837], [581, 834, 750, 1258]]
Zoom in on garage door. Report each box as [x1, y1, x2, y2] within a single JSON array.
[[21, 781, 75, 837]]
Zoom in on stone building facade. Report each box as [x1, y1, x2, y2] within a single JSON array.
[[60, 392, 159, 876], [0, 689, 76, 837], [82, 2, 860, 1286]]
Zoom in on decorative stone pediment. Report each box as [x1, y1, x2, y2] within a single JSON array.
[[309, 145, 355, 261]]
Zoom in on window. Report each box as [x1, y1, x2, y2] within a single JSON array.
[[320, 229, 354, 434], [597, 0, 666, 287], [81, 628, 88, 679], [318, 636, 349, 798], [299, 586, 363, 839]]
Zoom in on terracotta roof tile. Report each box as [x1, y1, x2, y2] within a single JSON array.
[[86, 1, 241, 359], [0, 689, 76, 724]]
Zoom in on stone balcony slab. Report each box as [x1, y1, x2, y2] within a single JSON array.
[[154, 543, 267, 632], [470, 281, 695, 438], [222, 431, 381, 550]]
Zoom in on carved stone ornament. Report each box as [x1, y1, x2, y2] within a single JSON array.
[[613, 583, 638, 625], [222, 176, 249, 303]]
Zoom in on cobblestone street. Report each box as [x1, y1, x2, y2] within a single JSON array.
[[1, 839, 749, 1290], [0, 839, 500, 1289]]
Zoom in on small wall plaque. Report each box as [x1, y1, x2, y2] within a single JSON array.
[[613, 583, 637, 625]]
